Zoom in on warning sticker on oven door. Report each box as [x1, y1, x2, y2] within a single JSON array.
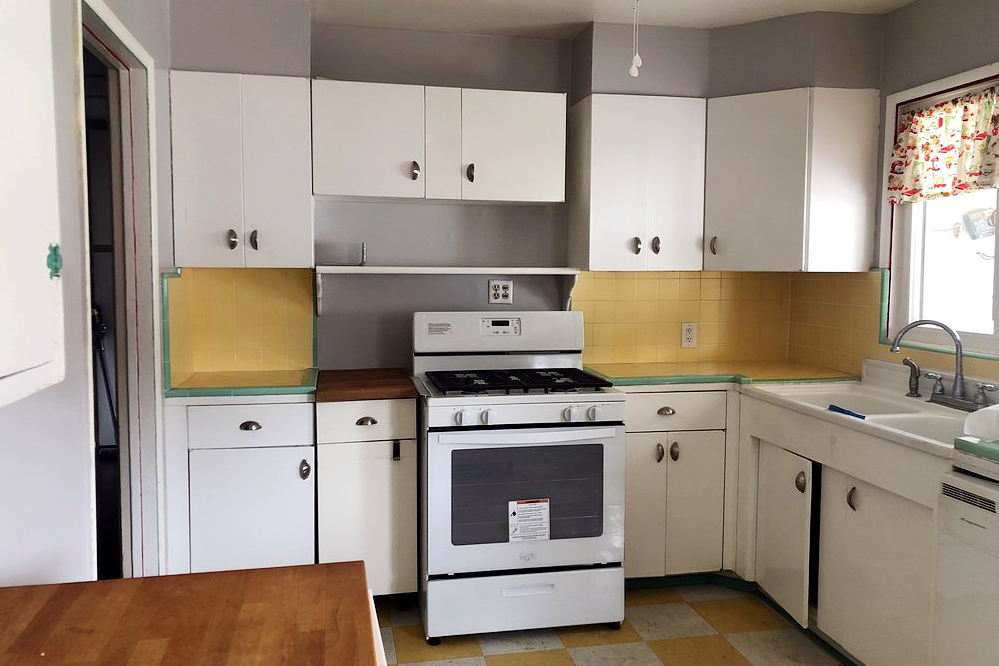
[[508, 498, 550, 542]]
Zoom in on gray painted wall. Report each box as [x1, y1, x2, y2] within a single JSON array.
[[570, 24, 593, 104]]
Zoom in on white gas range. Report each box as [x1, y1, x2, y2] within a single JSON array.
[[413, 311, 626, 642]]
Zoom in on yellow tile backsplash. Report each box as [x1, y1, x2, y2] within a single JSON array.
[[167, 268, 314, 384], [572, 272, 791, 365]]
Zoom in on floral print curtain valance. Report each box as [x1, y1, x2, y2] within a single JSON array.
[[887, 85, 999, 205]]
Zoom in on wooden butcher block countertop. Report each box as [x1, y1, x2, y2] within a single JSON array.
[[316, 367, 418, 402], [0, 562, 379, 665]]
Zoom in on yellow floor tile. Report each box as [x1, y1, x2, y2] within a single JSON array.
[[625, 587, 684, 606], [648, 634, 754, 665], [391, 625, 483, 663], [485, 649, 575, 665], [689, 597, 790, 634], [555, 621, 643, 648]]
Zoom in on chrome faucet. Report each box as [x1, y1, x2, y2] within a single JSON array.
[[891, 319, 970, 409]]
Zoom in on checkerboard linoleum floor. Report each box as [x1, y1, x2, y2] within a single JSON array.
[[375, 585, 846, 666]]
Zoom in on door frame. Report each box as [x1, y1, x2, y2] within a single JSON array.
[[80, 0, 163, 578]]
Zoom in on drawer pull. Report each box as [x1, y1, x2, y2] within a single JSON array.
[[501, 583, 554, 597], [847, 486, 858, 511], [656, 443, 665, 463], [657, 407, 676, 416], [795, 471, 807, 494], [239, 421, 262, 431], [670, 442, 680, 461], [392, 439, 401, 461], [299, 459, 311, 480], [356, 416, 378, 426]]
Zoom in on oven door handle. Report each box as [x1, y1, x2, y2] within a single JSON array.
[[437, 427, 618, 446]]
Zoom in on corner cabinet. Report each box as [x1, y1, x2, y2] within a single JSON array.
[[569, 94, 706, 271], [170, 71, 313, 268], [704, 87, 878, 272], [312, 80, 566, 203]]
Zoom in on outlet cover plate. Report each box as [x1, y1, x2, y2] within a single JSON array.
[[682, 322, 698, 348], [488, 279, 514, 304]]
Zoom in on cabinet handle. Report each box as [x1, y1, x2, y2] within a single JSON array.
[[847, 486, 858, 511], [249, 229, 258, 250], [466, 163, 475, 182], [239, 421, 261, 431], [669, 442, 680, 462], [795, 471, 807, 493], [392, 439, 401, 461], [651, 236, 661, 254], [709, 236, 718, 255], [227, 229, 238, 250], [656, 443, 665, 463], [657, 406, 676, 416], [411, 160, 421, 180], [633, 237, 642, 255], [299, 459, 311, 480], [356, 416, 378, 426]]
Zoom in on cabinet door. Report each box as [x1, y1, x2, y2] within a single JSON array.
[[704, 89, 809, 271], [189, 445, 315, 573], [461, 89, 566, 203], [755, 441, 812, 626], [171, 71, 244, 267], [646, 97, 705, 271], [624, 433, 667, 578], [312, 80, 426, 198], [318, 440, 417, 595], [816, 467, 850, 646], [665, 431, 724, 575], [241, 75, 313, 268], [0, 0, 64, 400]]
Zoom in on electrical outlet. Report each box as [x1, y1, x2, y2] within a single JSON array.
[[681, 322, 698, 348], [488, 279, 514, 304]]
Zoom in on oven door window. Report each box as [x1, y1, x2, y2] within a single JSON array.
[[451, 443, 603, 546]]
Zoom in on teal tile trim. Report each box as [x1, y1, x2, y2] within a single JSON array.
[[160, 268, 182, 392], [586, 367, 859, 387], [163, 368, 318, 398], [955, 436, 999, 462]]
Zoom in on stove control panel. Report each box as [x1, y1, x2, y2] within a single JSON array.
[[480, 317, 521, 336], [436, 400, 625, 429]]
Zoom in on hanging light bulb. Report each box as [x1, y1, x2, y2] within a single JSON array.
[[629, 0, 642, 78]]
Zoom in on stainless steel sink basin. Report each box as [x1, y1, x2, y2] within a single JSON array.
[[764, 384, 923, 416], [867, 414, 967, 444]]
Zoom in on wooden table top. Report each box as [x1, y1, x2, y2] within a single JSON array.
[[0, 562, 378, 665], [316, 368, 418, 402]]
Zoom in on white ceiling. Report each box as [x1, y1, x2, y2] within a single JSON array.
[[311, 0, 910, 38]]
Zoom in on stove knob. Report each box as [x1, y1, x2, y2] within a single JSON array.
[[481, 409, 497, 425], [587, 405, 604, 421], [455, 409, 473, 426], [562, 406, 579, 422]]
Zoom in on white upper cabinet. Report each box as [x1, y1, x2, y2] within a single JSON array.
[[171, 71, 313, 268], [704, 87, 878, 272], [569, 94, 706, 271], [0, 0, 65, 406], [312, 80, 426, 199], [460, 89, 566, 203]]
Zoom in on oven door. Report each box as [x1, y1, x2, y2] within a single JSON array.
[[426, 425, 624, 576]]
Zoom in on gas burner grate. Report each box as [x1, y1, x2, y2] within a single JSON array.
[[425, 368, 612, 395]]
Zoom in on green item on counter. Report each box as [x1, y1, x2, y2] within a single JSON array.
[[955, 436, 999, 463]]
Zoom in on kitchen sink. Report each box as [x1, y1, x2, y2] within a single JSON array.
[[866, 414, 967, 444], [763, 384, 923, 416]]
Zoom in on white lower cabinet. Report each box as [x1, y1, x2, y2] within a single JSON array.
[[818, 468, 934, 666], [189, 445, 315, 573], [755, 441, 813, 627], [318, 439, 417, 595], [624, 433, 668, 578]]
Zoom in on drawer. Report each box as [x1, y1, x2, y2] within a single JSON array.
[[316, 398, 417, 443], [187, 403, 314, 450], [626, 391, 726, 432]]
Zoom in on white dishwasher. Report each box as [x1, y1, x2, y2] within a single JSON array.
[[934, 469, 999, 665]]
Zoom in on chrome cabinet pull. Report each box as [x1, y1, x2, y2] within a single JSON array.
[[847, 486, 858, 511], [227, 229, 238, 250], [657, 406, 676, 416], [669, 442, 680, 462], [239, 421, 261, 431], [356, 416, 378, 426], [466, 163, 475, 182], [709, 236, 718, 255], [656, 443, 665, 463], [795, 471, 807, 493], [651, 236, 661, 254], [411, 160, 421, 180], [249, 229, 258, 250], [633, 237, 642, 255], [299, 459, 311, 480], [392, 439, 401, 461]]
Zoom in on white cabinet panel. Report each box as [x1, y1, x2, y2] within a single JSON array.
[[241, 75, 313, 268], [312, 80, 426, 198], [318, 439, 417, 595], [624, 433, 667, 578], [316, 398, 417, 444], [187, 403, 314, 450], [425, 86, 462, 200], [756, 441, 812, 626], [170, 71, 244, 267], [189, 445, 315, 573], [665, 431, 724, 575], [0, 0, 64, 402], [461, 88, 566, 202], [626, 391, 727, 433]]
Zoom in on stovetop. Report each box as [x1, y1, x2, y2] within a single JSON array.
[[424, 368, 613, 396]]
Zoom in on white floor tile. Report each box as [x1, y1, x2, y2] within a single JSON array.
[[676, 584, 749, 602], [625, 603, 717, 641], [727, 628, 843, 666], [568, 641, 664, 666], [477, 628, 564, 655]]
